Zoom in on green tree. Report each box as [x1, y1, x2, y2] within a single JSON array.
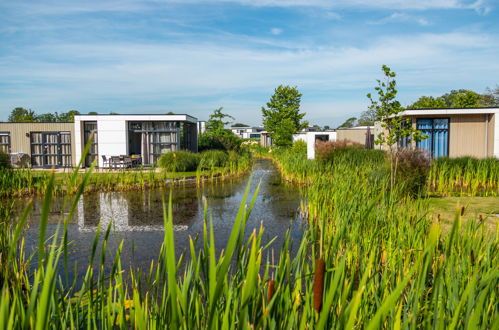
[[356, 108, 376, 126], [337, 117, 357, 128], [441, 89, 484, 108], [8, 107, 36, 122], [367, 65, 425, 188], [88, 111, 98, 115], [36, 112, 58, 122], [231, 123, 250, 127], [57, 110, 80, 122], [199, 107, 242, 151], [407, 96, 446, 109], [206, 107, 234, 135], [261, 85, 308, 146], [482, 85, 499, 106]]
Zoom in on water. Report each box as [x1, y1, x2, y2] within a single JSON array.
[[9, 159, 304, 279]]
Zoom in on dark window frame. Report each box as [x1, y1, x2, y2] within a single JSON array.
[[0, 132, 11, 153], [416, 117, 450, 158], [30, 131, 72, 168]]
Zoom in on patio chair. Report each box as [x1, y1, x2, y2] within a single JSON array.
[[101, 155, 109, 168]]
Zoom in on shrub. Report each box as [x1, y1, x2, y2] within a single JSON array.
[[394, 148, 431, 197], [0, 151, 11, 169], [198, 150, 229, 169], [291, 140, 307, 154], [316, 140, 385, 166], [157, 151, 200, 172], [198, 131, 243, 152]]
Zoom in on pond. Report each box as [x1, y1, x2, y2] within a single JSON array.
[[8, 159, 305, 279]]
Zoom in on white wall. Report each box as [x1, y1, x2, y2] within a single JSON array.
[[306, 132, 337, 159]]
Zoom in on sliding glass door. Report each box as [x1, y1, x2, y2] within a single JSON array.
[[31, 132, 72, 168], [416, 118, 449, 158]]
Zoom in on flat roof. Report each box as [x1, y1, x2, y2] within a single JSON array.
[[74, 114, 198, 123], [397, 108, 499, 116]]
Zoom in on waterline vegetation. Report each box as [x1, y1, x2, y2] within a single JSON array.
[[0, 141, 497, 328]]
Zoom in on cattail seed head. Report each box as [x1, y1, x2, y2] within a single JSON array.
[[460, 206, 465, 216], [470, 249, 475, 266], [268, 280, 275, 302], [313, 258, 325, 313]]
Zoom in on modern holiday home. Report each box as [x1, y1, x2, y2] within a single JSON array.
[[0, 113, 198, 168], [376, 107, 499, 158]]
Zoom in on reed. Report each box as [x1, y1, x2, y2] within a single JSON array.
[[428, 157, 499, 196], [1, 144, 497, 328]]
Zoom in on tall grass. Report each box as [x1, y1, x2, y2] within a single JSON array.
[[429, 157, 499, 196], [0, 151, 252, 198], [1, 145, 497, 328]]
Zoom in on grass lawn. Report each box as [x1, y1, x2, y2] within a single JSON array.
[[428, 196, 499, 231]]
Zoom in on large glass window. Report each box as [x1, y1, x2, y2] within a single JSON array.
[[416, 118, 449, 158], [0, 132, 10, 153], [83, 122, 98, 167], [30, 132, 72, 168], [128, 121, 180, 165]]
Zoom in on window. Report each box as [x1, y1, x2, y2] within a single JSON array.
[[0, 132, 10, 153], [398, 119, 412, 149], [249, 134, 261, 139], [84, 122, 98, 167], [416, 118, 449, 158], [31, 132, 72, 168]]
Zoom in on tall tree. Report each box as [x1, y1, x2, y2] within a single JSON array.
[[337, 117, 357, 128], [367, 65, 425, 188], [57, 110, 80, 122], [199, 107, 241, 151], [407, 96, 446, 109], [8, 107, 36, 122], [261, 85, 308, 146], [482, 85, 499, 106], [36, 113, 58, 122], [408, 89, 487, 109], [206, 107, 234, 135]]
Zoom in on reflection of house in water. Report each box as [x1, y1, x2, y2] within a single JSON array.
[[77, 192, 190, 232]]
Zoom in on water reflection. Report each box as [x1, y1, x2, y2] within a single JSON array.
[[9, 159, 304, 278]]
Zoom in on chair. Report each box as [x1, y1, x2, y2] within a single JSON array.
[[101, 155, 109, 168]]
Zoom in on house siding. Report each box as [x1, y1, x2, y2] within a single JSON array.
[[0, 122, 76, 165], [336, 128, 369, 145]]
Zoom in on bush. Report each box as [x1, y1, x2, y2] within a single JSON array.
[[157, 151, 200, 172], [198, 131, 243, 152], [198, 150, 229, 169], [291, 140, 307, 154], [394, 148, 431, 197], [315, 140, 385, 166], [0, 151, 11, 169]]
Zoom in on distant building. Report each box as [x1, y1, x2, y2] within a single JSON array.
[[375, 107, 499, 158], [231, 126, 264, 139]]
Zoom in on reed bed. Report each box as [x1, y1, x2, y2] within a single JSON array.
[[0, 152, 252, 198], [428, 157, 499, 196], [1, 146, 497, 328]]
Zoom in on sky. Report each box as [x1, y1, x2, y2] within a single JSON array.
[[0, 0, 498, 127]]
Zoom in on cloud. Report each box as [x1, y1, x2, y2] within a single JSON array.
[[1, 31, 498, 124], [369, 12, 431, 26], [270, 28, 283, 35]]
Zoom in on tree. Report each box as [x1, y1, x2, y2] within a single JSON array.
[[8, 107, 36, 122], [482, 85, 499, 106], [261, 85, 308, 146], [88, 111, 98, 115], [206, 107, 234, 135], [337, 117, 357, 128], [407, 96, 446, 109], [367, 65, 425, 188], [231, 123, 250, 127], [57, 110, 80, 122], [323, 125, 331, 130], [36, 113, 58, 122], [356, 108, 376, 126], [199, 107, 242, 151]]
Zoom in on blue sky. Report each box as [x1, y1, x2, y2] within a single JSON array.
[[0, 0, 498, 126]]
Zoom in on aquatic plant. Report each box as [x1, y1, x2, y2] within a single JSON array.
[[428, 157, 499, 196], [157, 151, 200, 172]]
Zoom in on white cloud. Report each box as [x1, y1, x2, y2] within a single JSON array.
[[369, 12, 431, 26], [270, 28, 283, 35], [1, 31, 498, 124]]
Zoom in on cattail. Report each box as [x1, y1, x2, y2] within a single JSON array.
[[313, 258, 325, 313], [268, 280, 275, 302], [353, 259, 360, 291], [470, 249, 475, 266], [437, 214, 441, 222], [460, 206, 465, 216], [479, 214, 483, 223]]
